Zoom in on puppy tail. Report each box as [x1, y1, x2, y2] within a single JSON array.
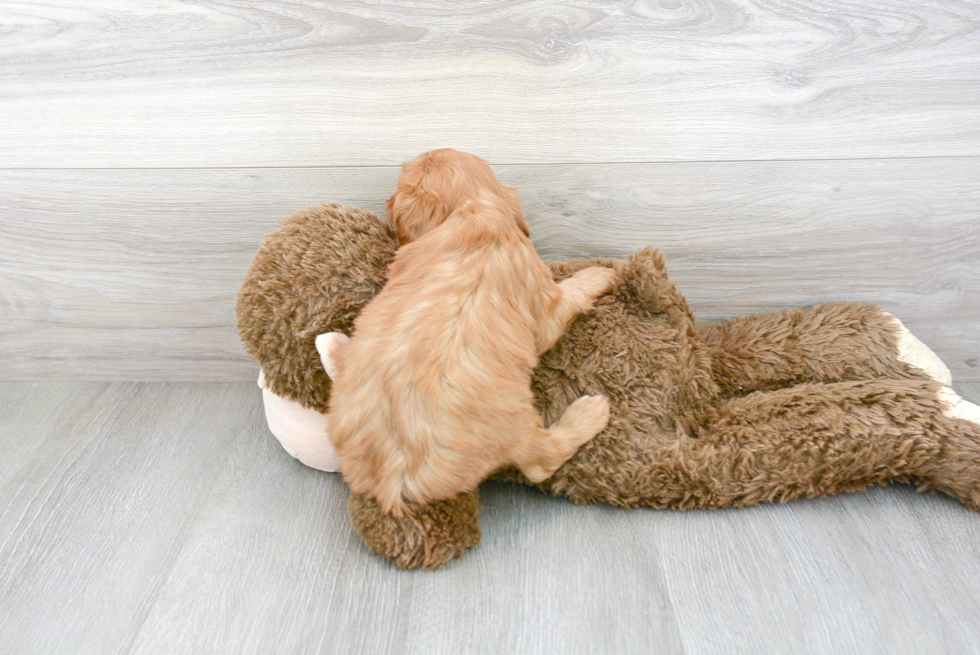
[[374, 484, 408, 518]]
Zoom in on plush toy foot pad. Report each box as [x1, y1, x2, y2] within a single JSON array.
[[938, 387, 980, 426], [887, 313, 952, 385]]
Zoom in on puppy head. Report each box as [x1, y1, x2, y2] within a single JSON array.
[[386, 149, 529, 245]]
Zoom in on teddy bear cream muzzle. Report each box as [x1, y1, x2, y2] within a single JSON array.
[[258, 368, 340, 473], [256, 330, 352, 473]]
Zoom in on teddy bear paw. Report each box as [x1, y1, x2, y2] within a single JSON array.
[[937, 387, 980, 427], [348, 490, 482, 570], [885, 313, 952, 386]]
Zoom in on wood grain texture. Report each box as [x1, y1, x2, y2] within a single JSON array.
[[0, 382, 250, 654], [1, 382, 979, 654], [2, 159, 977, 381], [1, 0, 979, 167]]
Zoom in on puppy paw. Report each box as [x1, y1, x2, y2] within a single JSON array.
[[562, 266, 618, 313], [885, 313, 952, 386], [315, 332, 351, 380], [572, 266, 618, 300], [559, 394, 611, 444]]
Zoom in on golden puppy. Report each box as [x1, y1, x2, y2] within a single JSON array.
[[323, 149, 616, 516]]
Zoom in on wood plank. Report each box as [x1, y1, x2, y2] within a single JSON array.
[[659, 382, 980, 653], [1, 1, 979, 167], [1, 382, 978, 653], [0, 381, 110, 537], [1, 160, 977, 380], [656, 483, 980, 654], [128, 393, 685, 654], [0, 382, 249, 654]]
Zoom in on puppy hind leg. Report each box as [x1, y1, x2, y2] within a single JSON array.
[[515, 395, 611, 483]]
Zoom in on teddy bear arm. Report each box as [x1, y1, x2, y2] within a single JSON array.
[[696, 302, 951, 396], [349, 488, 483, 570], [685, 379, 980, 510]]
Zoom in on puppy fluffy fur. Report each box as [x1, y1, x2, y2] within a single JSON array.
[[327, 149, 617, 515]]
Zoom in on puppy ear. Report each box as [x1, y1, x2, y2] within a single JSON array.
[[385, 193, 395, 223], [390, 172, 447, 245], [504, 187, 531, 237]]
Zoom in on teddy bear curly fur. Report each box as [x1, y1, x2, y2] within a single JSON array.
[[237, 202, 980, 570]]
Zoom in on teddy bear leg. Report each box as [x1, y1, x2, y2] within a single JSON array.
[[917, 387, 980, 510], [696, 302, 951, 395], [690, 379, 976, 509], [348, 489, 482, 570]]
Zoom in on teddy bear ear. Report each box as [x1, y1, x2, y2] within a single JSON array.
[[389, 178, 446, 245], [314, 332, 350, 380], [621, 247, 694, 321]]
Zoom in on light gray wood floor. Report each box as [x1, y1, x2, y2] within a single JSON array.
[[2, 381, 980, 654]]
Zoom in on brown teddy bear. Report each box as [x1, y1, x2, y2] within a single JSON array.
[[237, 202, 980, 570]]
